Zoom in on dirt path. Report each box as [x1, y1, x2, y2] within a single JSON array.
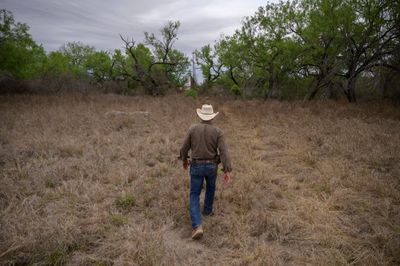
[[163, 225, 218, 265]]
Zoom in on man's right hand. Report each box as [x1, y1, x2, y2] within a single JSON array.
[[223, 172, 231, 184], [183, 159, 191, 170]]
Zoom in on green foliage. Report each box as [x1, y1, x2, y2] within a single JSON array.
[[230, 84, 241, 95], [2, 1, 399, 101], [144, 21, 190, 89], [44, 42, 114, 82], [167, 48, 190, 87], [59, 42, 95, 75], [195, 44, 222, 83], [134, 44, 154, 70], [279, 76, 313, 100], [145, 21, 180, 62], [43, 51, 70, 75], [199, 0, 400, 101], [115, 194, 136, 209], [45, 179, 56, 188], [0, 9, 46, 79], [119, 20, 189, 94], [47, 243, 79, 266], [0, 13, 189, 94], [109, 49, 128, 81], [215, 34, 247, 87], [86, 50, 112, 82], [185, 88, 198, 98]]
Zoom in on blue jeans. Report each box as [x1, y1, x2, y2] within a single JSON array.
[[189, 163, 217, 228]]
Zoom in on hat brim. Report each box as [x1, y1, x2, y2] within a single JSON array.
[[196, 109, 219, 121]]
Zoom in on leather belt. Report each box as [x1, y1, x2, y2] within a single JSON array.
[[192, 159, 216, 164]]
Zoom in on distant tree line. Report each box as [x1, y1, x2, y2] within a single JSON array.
[[0, 9, 189, 95], [1, 0, 400, 102], [195, 0, 400, 102]]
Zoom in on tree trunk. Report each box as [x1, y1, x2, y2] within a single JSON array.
[[265, 65, 276, 99], [327, 82, 339, 100], [228, 67, 239, 87], [383, 71, 396, 99], [305, 79, 321, 101], [345, 76, 357, 103]]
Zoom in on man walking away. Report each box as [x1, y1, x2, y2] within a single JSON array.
[[179, 104, 232, 240]]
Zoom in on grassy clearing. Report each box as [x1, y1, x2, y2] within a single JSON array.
[[0, 93, 399, 265]]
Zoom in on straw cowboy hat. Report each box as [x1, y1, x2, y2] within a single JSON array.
[[196, 104, 219, 121]]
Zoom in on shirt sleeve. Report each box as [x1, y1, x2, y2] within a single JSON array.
[[217, 130, 232, 172], [179, 127, 192, 161]]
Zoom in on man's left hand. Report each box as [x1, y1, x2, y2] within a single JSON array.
[[223, 172, 231, 184]]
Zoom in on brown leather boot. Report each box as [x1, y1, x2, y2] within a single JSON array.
[[191, 225, 204, 240]]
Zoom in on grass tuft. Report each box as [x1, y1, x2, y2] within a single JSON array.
[[110, 215, 127, 227], [115, 194, 136, 209]]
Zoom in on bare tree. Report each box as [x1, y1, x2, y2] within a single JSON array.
[[119, 21, 189, 95]]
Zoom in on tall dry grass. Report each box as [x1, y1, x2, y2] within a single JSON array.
[[0, 93, 399, 265]]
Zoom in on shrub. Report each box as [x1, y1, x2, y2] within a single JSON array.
[[184, 88, 198, 98], [230, 84, 241, 95], [115, 194, 136, 209]]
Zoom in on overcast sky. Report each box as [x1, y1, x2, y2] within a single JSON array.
[[1, 0, 275, 55]]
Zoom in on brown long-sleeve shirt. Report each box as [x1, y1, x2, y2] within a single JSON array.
[[179, 121, 232, 172]]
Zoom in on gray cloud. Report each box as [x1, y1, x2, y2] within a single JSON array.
[[1, 0, 273, 55]]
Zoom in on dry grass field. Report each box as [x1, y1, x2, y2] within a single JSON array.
[[1, 93, 400, 265]]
